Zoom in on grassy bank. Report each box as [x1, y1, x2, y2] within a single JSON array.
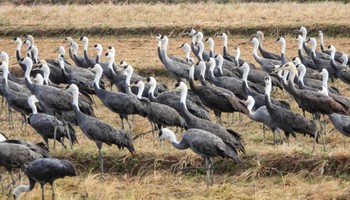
[[0, 2, 349, 37]]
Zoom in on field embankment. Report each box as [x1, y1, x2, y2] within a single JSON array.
[[0, 2, 349, 37]]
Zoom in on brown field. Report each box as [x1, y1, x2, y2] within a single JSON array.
[[0, 2, 349, 36], [1, 2, 350, 200]]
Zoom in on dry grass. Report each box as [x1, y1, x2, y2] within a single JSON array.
[[0, 2, 349, 35], [1, 33, 350, 199]]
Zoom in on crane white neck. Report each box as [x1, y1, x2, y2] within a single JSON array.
[[197, 41, 204, 61], [83, 38, 89, 51], [28, 97, 38, 114], [136, 82, 145, 99], [207, 38, 214, 52], [265, 79, 272, 97], [252, 39, 259, 57], [235, 48, 240, 64], [297, 36, 304, 50], [35, 74, 44, 85], [189, 64, 195, 80], [222, 34, 228, 49], [329, 46, 336, 60], [196, 32, 203, 43], [297, 64, 306, 84], [321, 70, 329, 88], [179, 84, 188, 110], [70, 86, 80, 110], [13, 185, 31, 199], [15, 39, 22, 51], [280, 39, 286, 54], [216, 55, 224, 74], [319, 32, 324, 48], [162, 37, 169, 55], [93, 67, 103, 89], [342, 54, 348, 66], [25, 60, 33, 84], [183, 44, 191, 61], [125, 68, 133, 94], [1, 62, 9, 84], [300, 27, 307, 41], [198, 62, 206, 79], [97, 48, 102, 57], [0, 52, 9, 64], [108, 54, 115, 70], [246, 97, 255, 114], [41, 66, 49, 85], [31, 45, 39, 63], [148, 79, 157, 98], [59, 58, 65, 70], [242, 64, 250, 88], [282, 70, 289, 85], [191, 35, 197, 44]]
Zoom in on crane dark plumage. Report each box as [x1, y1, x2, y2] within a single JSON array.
[[175, 81, 245, 154], [264, 76, 316, 142], [28, 95, 78, 148], [160, 128, 241, 187], [0, 143, 43, 187], [2, 139, 50, 158], [13, 158, 76, 200], [66, 84, 135, 173]]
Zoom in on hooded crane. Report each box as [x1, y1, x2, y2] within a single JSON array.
[[241, 63, 290, 111], [175, 81, 245, 154], [66, 84, 135, 173], [146, 76, 210, 120], [307, 38, 337, 83], [20, 57, 94, 148], [91, 64, 144, 131], [206, 58, 264, 99], [1, 61, 33, 130], [274, 62, 350, 150], [256, 31, 281, 60], [2, 139, 50, 158], [328, 45, 350, 85], [250, 38, 281, 73], [296, 35, 317, 70], [188, 62, 248, 123], [160, 128, 241, 188], [263, 76, 317, 146], [28, 95, 77, 148], [318, 31, 347, 63], [80, 36, 96, 68], [159, 35, 189, 81], [131, 80, 186, 135], [244, 96, 284, 144], [13, 158, 76, 200], [58, 55, 98, 94], [0, 143, 43, 187]]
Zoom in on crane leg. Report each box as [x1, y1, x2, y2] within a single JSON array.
[[272, 130, 276, 146], [41, 183, 45, 200], [53, 125, 58, 149], [0, 97, 3, 115], [343, 135, 346, 148], [262, 125, 266, 143], [126, 119, 132, 135], [205, 158, 210, 189], [312, 119, 320, 153], [8, 105, 14, 130], [50, 182, 55, 200], [209, 158, 213, 186], [321, 116, 326, 152], [9, 171, 16, 186], [96, 143, 104, 173], [64, 121, 74, 149], [0, 175, 4, 194]]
